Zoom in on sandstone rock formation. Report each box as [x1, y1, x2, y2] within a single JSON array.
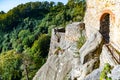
[[33, 21, 120, 80], [33, 20, 120, 80], [33, 22, 83, 80], [100, 45, 118, 67], [84, 68, 102, 80], [111, 65, 120, 80]]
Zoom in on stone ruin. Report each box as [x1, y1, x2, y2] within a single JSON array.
[[84, 0, 120, 66], [84, 0, 120, 50]]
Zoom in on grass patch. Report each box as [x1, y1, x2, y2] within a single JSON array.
[[100, 63, 112, 80], [77, 34, 86, 49]]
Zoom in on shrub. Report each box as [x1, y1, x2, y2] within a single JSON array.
[[100, 63, 112, 80], [77, 34, 86, 49], [31, 34, 50, 58], [16, 44, 24, 53], [54, 47, 62, 55]]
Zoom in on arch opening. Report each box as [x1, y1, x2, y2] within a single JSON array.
[[100, 13, 110, 43]]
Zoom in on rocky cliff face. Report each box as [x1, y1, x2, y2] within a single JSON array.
[[33, 22, 120, 80]]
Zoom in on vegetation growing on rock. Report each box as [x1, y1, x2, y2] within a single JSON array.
[[77, 34, 86, 49], [100, 63, 112, 80]]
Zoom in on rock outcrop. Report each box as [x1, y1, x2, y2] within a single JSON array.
[[33, 22, 120, 80], [100, 45, 118, 67], [111, 65, 120, 80], [33, 22, 83, 80], [84, 68, 102, 80]]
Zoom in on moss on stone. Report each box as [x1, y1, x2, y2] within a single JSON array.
[[54, 47, 62, 55]]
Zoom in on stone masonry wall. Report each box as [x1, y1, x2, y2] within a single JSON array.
[[84, 0, 120, 50]]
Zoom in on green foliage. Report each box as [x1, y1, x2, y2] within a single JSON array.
[[0, 50, 22, 80], [0, 11, 5, 14], [67, 0, 86, 22], [18, 30, 30, 39], [31, 34, 50, 58], [48, 25, 56, 35], [0, 1, 52, 31], [16, 44, 24, 53], [2, 34, 12, 52], [54, 47, 62, 55], [77, 32, 86, 49], [100, 63, 112, 80]]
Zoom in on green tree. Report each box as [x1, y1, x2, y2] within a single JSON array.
[[31, 34, 50, 58], [18, 30, 30, 39], [0, 50, 22, 80], [0, 11, 5, 14]]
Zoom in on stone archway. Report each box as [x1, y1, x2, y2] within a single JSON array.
[[100, 13, 110, 43]]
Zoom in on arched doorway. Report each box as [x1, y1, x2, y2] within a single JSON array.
[[100, 13, 110, 43]]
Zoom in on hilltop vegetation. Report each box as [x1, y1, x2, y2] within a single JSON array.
[[0, 0, 86, 79]]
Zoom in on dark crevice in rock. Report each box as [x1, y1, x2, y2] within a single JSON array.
[[54, 27, 65, 34], [84, 39, 104, 67]]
